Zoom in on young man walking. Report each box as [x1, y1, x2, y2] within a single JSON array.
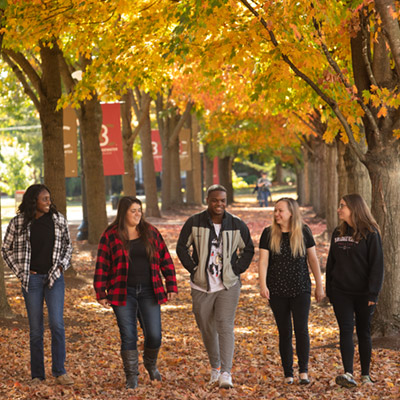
[[177, 185, 254, 388]]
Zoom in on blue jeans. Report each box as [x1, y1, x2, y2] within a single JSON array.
[[22, 274, 66, 380], [269, 292, 311, 377], [112, 284, 161, 351], [258, 189, 271, 207]]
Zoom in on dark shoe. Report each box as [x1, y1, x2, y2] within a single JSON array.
[[336, 372, 357, 388], [143, 347, 161, 381], [121, 350, 139, 389], [299, 373, 310, 385]]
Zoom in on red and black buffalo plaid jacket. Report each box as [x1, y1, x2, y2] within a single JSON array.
[[94, 224, 177, 306]]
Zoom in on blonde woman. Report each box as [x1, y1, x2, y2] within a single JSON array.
[[259, 198, 324, 385]]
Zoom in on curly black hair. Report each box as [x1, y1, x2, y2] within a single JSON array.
[[18, 184, 57, 228]]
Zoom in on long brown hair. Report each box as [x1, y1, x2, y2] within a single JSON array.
[[110, 196, 155, 260], [270, 197, 306, 257], [338, 194, 380, 241]]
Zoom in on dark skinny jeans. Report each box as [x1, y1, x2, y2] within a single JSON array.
[[269, 292, 311, 378], [330, 289, 375, 376]]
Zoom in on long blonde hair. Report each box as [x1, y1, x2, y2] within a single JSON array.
[[270, 198, 306, 257]]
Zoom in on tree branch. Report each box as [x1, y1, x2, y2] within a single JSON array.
[[168, 100, 194, 148], [375, 0, 400, 78], [239, 0, 367, 162], [1, 52, 40, 110], [2, 49, 43, 97]]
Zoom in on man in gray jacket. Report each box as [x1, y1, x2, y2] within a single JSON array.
[[177, 185, 254, 389]]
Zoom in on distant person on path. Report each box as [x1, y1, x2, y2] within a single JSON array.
[[94, 197, 177, 389], [176, 185, 254, 389], [1, 184, 74, 385], [257, 172, 272, 207], [326, 194, 384, 388], [258, 197, 324, 385]]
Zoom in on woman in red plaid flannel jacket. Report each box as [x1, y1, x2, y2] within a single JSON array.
[[94, 196, 177, 389]]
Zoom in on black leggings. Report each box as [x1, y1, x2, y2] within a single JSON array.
[[331, 289, 375, 376], [269, 292, 311, 377]]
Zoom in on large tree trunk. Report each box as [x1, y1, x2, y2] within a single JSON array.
[[343, 146, 371, 207], [138, 101, 161, 218], [121, 91, 136, 197], [316, 143, 327, 218], [275, 160, 284, 184], [0, 202, 13, 318], [302, 146, 311, 205], [2, 44, 66, 216], [170, 129, 182, 206], [336, 139, 348, 201], [309, 141, 321, 213], [40, 44, 66, 216], [204, 146, 214, 189], [218, 156, 234, 204], [78, 97, 108, 244], [325, 144, 338, 235], [366, 153, 400, 335], [185, 114, 203, 205]]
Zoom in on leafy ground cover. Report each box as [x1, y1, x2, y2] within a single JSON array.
[[0, 202, 398, 399]]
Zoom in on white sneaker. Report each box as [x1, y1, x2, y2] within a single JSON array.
[[219, 371, 233, 389], [209, 368, 220, 384]]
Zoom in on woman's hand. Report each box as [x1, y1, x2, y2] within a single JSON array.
[[98, 299, 110, 308], [314, 286, 325, 302], [260, 284, 270, 300], [168, 292, 177, 301], [368, 301, 376, 306]]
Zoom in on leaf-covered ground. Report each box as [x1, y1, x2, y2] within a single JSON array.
[[1, 203, 399, 399]]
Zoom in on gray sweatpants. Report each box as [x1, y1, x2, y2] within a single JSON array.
[[191, 281, 241, 373]]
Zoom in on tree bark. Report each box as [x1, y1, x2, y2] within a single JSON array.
[[325, 144, 338, 235], [343, 146, 371, 207], [0, 201, 13, 318], [188, 114, 203, 205], [137, 97, 161, 218], [121, 91, 136, 197], [366, 152, 400, 335], [336, 139, 348, 201], [218, 156, 234, 204], [77, 97, 108, 244], [2, 43, 66, 216]]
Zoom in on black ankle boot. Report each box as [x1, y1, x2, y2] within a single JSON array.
[[121, 350, 139, 389], [143, 347, 161, 381]]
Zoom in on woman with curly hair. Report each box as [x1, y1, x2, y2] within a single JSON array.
[[94, 196, 178, 389], [1, 184, 73, 385]]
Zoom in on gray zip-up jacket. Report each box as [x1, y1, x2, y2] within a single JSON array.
[[176, 209, 254, 291]]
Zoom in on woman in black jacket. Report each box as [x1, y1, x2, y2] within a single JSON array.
[[326, 194, 384, 388]]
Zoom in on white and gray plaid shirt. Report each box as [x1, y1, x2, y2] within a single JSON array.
[[1, 212, 73, 292]]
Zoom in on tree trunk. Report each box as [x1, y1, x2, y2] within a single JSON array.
[[366, 153, 400, 335], [336, 139, 348, 201], [186, 114, 202, 205], [218, 156, 234, 204], [170, 129, 183, 205], [40, 44, 66, 216], [121, 91, 136, 197], [309, 141, 321, 213], [78, 97, 108, 244], [316, 143, 327, 218], [325, 144, 338, 235], [343, 146, 371, 207], [204, 147, 214, 189], [302, 146, 311, 205], [275, 160, 284, 184], [0, 201, 13, 318], [139, 105, 161, 218]]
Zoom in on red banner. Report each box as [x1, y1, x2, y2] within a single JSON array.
[[101, 103, 124, 176], [151, 130, 163, 172]]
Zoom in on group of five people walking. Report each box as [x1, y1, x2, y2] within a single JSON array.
[[2, 184, 384, 390]]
